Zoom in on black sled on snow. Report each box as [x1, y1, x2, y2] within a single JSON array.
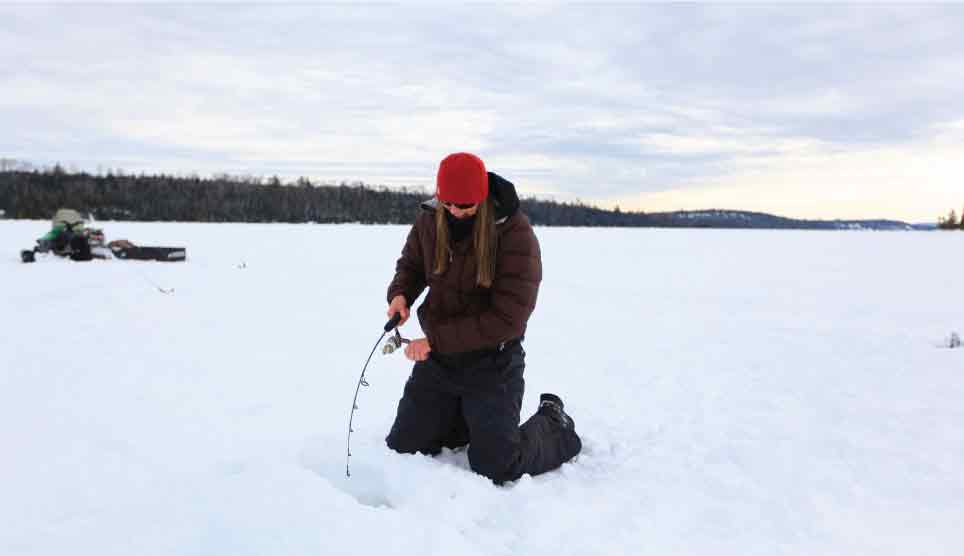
[[107, 240, 186, 262]]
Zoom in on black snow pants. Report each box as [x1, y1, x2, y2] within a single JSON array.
[[385, 342, 582, 485]]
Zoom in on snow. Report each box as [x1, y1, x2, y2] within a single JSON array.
[[2, 220, 963, 555]]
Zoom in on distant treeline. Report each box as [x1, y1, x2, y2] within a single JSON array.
[[0, 166, 918, 230], [0, 166, 653, 227], [937, 208, 964, 231]]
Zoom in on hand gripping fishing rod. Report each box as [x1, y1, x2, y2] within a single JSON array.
[[345, 312, 410, 477]]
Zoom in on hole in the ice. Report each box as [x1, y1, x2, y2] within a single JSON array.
[[315, 464, 394, 508], [300, 445, 394, 509]]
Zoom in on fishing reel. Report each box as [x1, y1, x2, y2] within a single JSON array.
[[382, 328, 411, 355]]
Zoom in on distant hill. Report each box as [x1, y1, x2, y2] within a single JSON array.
[[0, 168, 923, 230], [637, 209, 918, 231]]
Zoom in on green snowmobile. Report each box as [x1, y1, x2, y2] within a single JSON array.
[[21, 209, 102, 262]]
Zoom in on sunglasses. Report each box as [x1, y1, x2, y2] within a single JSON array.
[[440, 200, 477, 210]]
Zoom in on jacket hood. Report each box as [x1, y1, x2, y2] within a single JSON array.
[[420, 172, 520, 224]]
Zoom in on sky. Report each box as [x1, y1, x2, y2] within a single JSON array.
[[3, 4, 964, 222]]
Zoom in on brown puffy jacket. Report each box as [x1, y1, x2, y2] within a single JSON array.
[[387, 174, 542, 354]]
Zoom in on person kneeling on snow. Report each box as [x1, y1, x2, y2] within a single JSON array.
[[384, 152, 582, 485]]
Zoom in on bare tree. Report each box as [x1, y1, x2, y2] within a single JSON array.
[[0, 158, 18, 172]]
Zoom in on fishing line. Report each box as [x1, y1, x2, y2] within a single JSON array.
[[127, 262, 174, 294]]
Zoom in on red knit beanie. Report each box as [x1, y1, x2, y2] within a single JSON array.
[[436, 152, 488, 205]]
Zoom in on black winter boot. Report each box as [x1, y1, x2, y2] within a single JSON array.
[[538, 393, 575, 430]]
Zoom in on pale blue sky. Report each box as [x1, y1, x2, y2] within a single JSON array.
[[3, 4, 963, 221]]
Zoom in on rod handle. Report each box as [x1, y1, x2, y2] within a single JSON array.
[[384, 312, 402, 332]]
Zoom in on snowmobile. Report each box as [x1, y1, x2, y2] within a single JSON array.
[[19, 208, 187, 263]]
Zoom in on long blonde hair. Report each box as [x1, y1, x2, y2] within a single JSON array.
[[433, 197, 498, 287]]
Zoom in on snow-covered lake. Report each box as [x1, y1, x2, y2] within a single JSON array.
[[2, 220, 962, 555]]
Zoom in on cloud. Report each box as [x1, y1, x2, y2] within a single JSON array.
[[2, 4, 964, 220]]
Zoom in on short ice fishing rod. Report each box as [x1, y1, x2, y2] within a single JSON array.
[[345, 312, 410, 478]]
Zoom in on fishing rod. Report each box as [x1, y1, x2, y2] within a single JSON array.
[[345, 312, 410, 478]]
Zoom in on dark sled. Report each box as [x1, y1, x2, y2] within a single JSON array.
[[110, 245, 187, 262]]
